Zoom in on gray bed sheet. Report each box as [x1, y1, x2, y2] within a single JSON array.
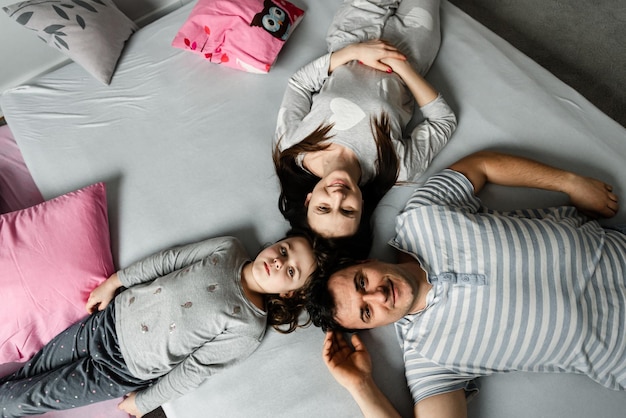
[[2, 0, 626, 417]]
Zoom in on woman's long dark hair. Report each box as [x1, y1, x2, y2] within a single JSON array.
[[273, 113, 399, 259]]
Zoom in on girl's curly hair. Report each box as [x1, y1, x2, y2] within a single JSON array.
[[265, 227, 334, 333]]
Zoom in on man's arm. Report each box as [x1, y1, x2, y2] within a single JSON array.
[[323, 331, 468, 418], [323, 331, 401, 418], [449, 150, 619, 218], [414, 390, 467, 418]]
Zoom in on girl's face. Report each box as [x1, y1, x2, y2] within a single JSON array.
[[250, 236, 317, 297], [305, 170, 363, 238]]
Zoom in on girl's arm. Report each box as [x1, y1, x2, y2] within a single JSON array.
[[133, 333, 260, 414], [118, 237, 237, 288]]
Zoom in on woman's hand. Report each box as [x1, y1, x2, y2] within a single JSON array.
[[118, 392, 143, 417], [329, 40, 406, 73], [382, 56, 439, 107], [382, 56, 414, 77], [86, 272, 122, 314]]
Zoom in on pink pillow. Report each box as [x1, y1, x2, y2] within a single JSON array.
[[0, 182, 114, 363], [172, 0, 305, 73]]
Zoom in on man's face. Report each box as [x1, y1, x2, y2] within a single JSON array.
[[328, 260, 421, 329]]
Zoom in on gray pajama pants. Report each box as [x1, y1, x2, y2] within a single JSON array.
[[326, 0, 442, 75], [0, 302, 151, 417]]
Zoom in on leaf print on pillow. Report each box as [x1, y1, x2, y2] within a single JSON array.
[[76, 14, 85, 29], [53, 5, 69, 20], [43, 24, 65, 34], [14, 11, 33, 25], [3, 0, 137, 84], [55, 35, 68, 49], [72, 0, 98, 13]]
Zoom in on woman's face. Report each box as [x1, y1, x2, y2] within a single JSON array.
[[305, 170, 363, 238]]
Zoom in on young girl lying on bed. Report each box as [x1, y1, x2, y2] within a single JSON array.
[[273, 0, 457, 257], [0, 230, 324, 417]]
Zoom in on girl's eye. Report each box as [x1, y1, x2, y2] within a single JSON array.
[[280, 247, 287, 256], [341, 208, 354, 216], [317, 206, 329, 213], [288, 267, 295, 277]]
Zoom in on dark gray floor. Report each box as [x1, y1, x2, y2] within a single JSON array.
[[448, 0, 626, 127]]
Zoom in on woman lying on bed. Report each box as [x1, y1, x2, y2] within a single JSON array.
[[0, 230, 325, 418], [273, 0, 457, 258]]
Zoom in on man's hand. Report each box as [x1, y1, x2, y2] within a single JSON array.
[[323, 331, 372, 390], [323, 331, 403, 417], [566, 175, 619, 218], [118, 392, 143, 417]]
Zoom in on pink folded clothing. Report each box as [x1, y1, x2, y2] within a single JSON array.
[[0, 123, 44, 214], [172, 0, 304, 73]]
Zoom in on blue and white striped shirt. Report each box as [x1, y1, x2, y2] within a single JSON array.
[[391, 169, 626, 404]]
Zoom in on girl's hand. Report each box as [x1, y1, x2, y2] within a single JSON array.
[[86, 272, 122, 313], [329, 40, 406, 73], [118, 392, 143, 417]]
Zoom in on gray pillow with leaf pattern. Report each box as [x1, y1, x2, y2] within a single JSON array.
[[3, 0, 138, 84]]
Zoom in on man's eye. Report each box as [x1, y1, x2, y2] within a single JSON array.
[[341, 209, 354, 216], [364, 305, 371, 319], [317, 206, 329, 213], [359, 277, 366, 289]]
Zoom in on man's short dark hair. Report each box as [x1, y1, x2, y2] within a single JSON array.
[[306, 257, 363, 333]]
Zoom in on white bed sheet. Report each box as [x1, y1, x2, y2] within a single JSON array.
[[1, 0, 625, 417]]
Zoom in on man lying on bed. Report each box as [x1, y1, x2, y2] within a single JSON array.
[[306, 150, 625, 418]]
